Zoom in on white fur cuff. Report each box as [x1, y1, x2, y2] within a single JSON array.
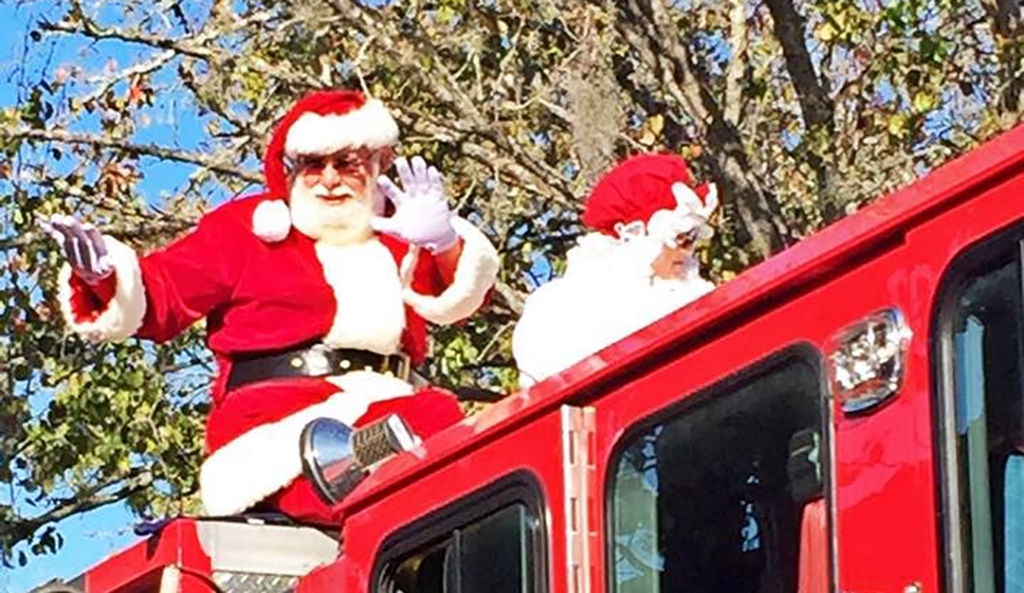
[[285, 99, 399, 157], [403, 217, 500, 325], [57, 236, 146, 343]]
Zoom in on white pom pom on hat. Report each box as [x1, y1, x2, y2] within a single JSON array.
[[252, 199, 292, 243]]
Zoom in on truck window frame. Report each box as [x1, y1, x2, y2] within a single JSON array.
[[372, 470, 549, 593], [932, 222, 1024, 593], [603, 345, 832, 593]]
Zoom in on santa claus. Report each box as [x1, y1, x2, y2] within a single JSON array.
[[513, 153, 717, 386], [41, 90, 500, 523]]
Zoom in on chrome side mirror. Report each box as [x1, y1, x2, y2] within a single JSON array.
[[826, 308, 911, 415], [300, 415, 420, 504]]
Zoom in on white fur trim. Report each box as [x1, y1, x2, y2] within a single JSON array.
[[643, 182, 719, 247], [325, 368, 416, 397], [403, 217, 499, 325], [57, 236, 146, 343], [252, 199, 292, 243], [284, 100, 399, 157], [316, 239, 406, 354], [398, 244, 419, 287], [513, 233, 714, 387], [199, 371, 414, 517], [700, 183, 719, 217]]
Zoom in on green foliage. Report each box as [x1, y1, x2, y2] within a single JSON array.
[[1, 0, 1022, 568]]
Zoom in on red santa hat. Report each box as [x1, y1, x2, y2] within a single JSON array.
[[254, 90, 400, 242], [581, 153, 718, 245]]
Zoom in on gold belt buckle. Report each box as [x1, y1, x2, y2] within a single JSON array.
[[380, 353, 411, 381]]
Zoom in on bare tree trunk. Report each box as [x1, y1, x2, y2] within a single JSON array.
[[763, 0, 840, 221], [763, 0, 832, 131]]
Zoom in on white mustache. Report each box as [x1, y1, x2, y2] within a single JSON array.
[[315, 188, 356, 199]]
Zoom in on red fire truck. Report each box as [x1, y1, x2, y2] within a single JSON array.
[[33, 122, 1024, 593]]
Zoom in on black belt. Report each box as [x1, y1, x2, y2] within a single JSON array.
[[227, 344, 410, 392]]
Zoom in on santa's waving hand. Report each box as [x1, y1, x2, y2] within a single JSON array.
[[373, 156, 459, 253]]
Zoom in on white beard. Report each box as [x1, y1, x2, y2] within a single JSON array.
[[289, 180, 384, 246]]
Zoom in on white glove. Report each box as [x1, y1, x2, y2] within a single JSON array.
[[39, 214, 113, 284], [372, 156, 459, 253]]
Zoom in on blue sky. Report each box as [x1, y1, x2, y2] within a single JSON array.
[[0, 504, 139, 592]]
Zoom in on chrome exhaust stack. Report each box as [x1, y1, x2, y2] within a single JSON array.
[[300, 414, 420, 504]]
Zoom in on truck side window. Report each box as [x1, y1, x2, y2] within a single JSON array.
[[938, 238, 1024, 593], [609, 355, 825, 593], [377, 480, 545, 593]]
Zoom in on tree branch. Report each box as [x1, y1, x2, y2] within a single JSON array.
[[9, 127, 261, 183], [40, 6, 323, 89], [763, 0, 833, 130], [723, 0, 749, 125], [763, 0, 838, 219], [76, 50, 177, 112], [5, 469, 152, 539]]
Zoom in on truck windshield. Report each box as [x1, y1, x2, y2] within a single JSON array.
[[609, 355, 824, 593]]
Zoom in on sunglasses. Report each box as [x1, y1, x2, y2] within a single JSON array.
[[668, 228, 704, 249], [292, 149, 376, 178]]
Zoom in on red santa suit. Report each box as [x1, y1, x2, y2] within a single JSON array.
[[56, 91, 500, 522]]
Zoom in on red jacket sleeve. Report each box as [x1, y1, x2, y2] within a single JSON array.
[[134, 206, 248, 342]]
